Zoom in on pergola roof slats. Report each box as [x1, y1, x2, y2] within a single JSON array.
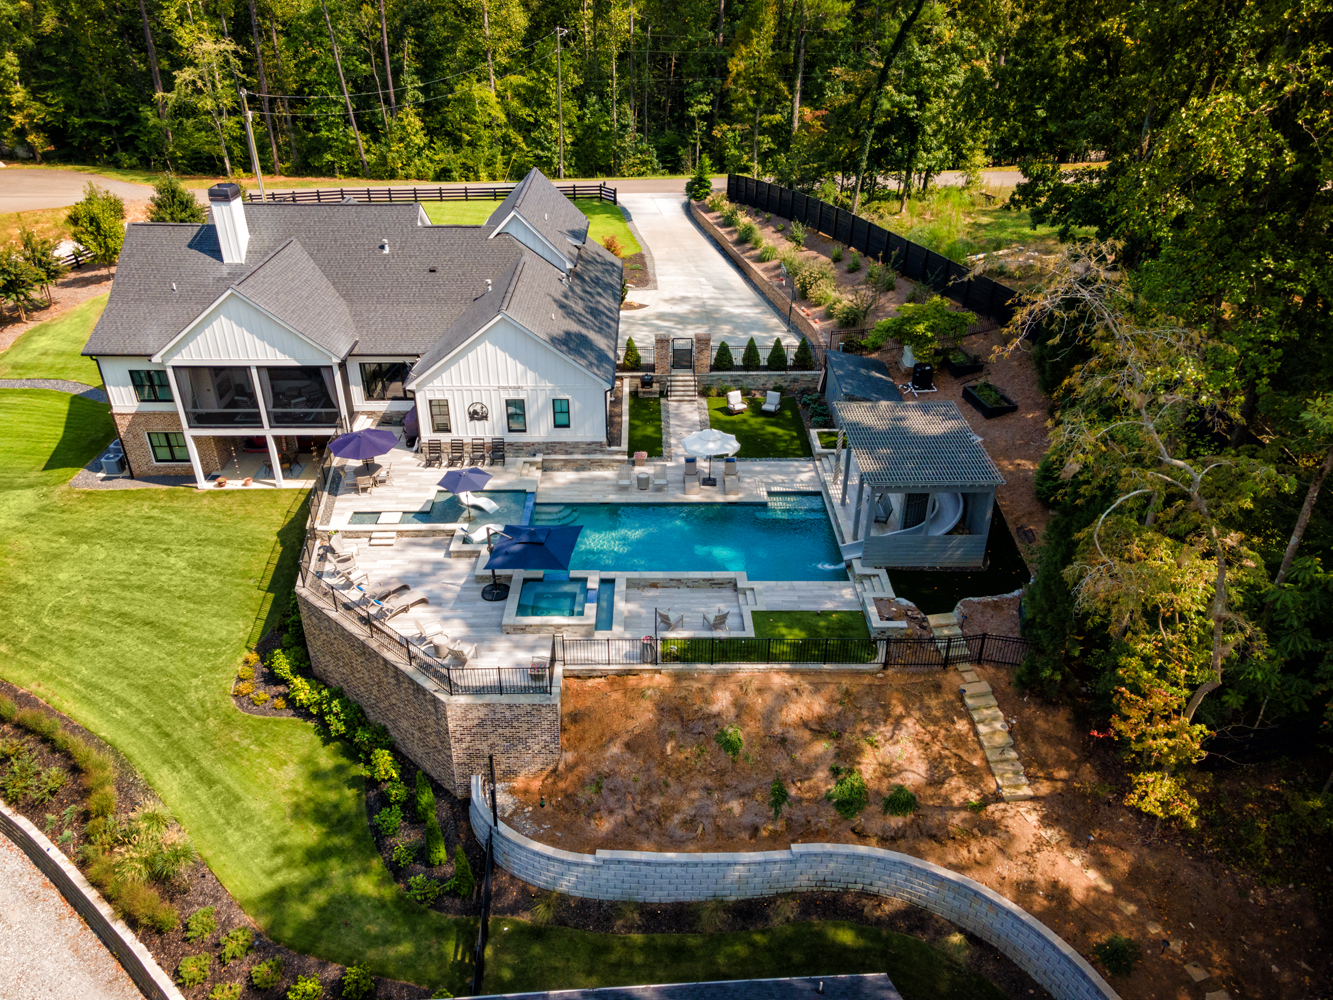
[[831, 401, 1005, 491]]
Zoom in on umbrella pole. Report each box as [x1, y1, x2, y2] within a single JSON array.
[[702, 455, 717, 488]]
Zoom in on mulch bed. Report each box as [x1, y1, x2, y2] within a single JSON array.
[[622, 250, 652, 289]]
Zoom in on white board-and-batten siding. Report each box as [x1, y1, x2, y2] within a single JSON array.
[[413, 316, 607, 441], [97, 357, 176, 411], [493, 215, 572, 272], [156, 293, 334, 366]]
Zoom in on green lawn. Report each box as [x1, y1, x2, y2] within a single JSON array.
[[707, 397, 812, 458], [0, 294, 107, 385], [818, 431, 841, 449], [752, 610, 871, 640], [627, 394, 663, 457], [423, 198, 641, 255]]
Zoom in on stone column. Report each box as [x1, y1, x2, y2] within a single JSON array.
[[693, 334, 711, 376], [654, 335, 671, 378]]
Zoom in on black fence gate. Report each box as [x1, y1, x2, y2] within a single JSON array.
[[672, 338, 694, 370]]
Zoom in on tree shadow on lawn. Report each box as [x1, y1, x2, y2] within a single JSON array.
[[23, 391, 113, 475]]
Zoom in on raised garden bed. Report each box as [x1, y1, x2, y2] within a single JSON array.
[[962, 382, 1018, 419], [942, 350, 985, 379]]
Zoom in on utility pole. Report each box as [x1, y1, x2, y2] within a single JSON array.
[[556, 27, 566, 179], [239, 88, 268, 201]]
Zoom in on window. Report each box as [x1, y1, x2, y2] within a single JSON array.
[[506, 398, 527, 433], [359, 362, 410, 401], [129, 370, 172, 402], [552, 398, 570, 428], [147, 431, 189, 463], [429, 399, 451, 433]]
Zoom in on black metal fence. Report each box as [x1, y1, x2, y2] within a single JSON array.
[[247, 181, 617, 205], [726, 175, 1019, 326]]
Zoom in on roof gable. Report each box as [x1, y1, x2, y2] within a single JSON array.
[[155, 289, 339, 366], [231, 239, 357, 357], [486, 168, 589, 252]]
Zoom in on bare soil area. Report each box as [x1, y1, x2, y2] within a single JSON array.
[[0, 265, 116, 350], [508, 667, 1329, 998]]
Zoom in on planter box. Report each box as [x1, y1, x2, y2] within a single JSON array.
[[943, 353, 985, 378], [962, 384, 1018, 419]]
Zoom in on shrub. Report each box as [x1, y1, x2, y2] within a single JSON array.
[[251, 958, 285, 990], [271, 697, 287, 711], [178, 954, 212, 987], [882, 785, 920, 816], [406, 874, 442, 906], [529, 889, 561, 925], [185, 906, 218, 944], [905, 281, 933, 304], [341, 964, 376, 1000], [424, 815, 447, 865], [242, 651, 260, 667], [114, 877, 181, 932], [736, 219, 759, 244], [148, 174, 207, 224], [833, 287, 876, 328], [368, 748, 399, 784], [765, 340, 788, 371], [786, 220, 807, 246], [740, 337, 762, 371], [251, 691, 269, 706], [384, 780, 408, 805], [622, 337, 642, 370], [234, 681, 255, 698], [720, 204, 740, 227], [866, 297, 976, 354], [600, 234, 625, 257], [448, 845, 475, 897], [847, 251, 861, 273], [713, 341, 734, 371], [866, 262, 895, 293], [757, 241, 779, 262], [792, 338, 816, 370], [219, 927, 253, 965], [1093, 934, 1142, 977], [414, 771, 436, 822], [794, 260, 833, 299], [696, 899, 726, 932], [714, 726, 743, 761], [211, 985, 243, 1000], [776, 223, 786, 232], [237, 666, 255, 681], [88, 785, 117, 819], [0, 695, 14, 722], [287, 975, 323, 1000], [67, 182, 126, 264], [687, 155, 714, 201], [830, 244, 843, 263], [769, 775, 790, 820], [705, 188, 728, 212], [825, 766, 869, 818], [268, 650, 295, 683], [971, 381, 1008, 407], [373, 805, 402, 838], [391, 840, 418, 869]]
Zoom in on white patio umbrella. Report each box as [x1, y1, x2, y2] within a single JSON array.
[[681, 428, 740, 485]]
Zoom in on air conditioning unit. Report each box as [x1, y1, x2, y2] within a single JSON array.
[[101, 454, 126, 476]]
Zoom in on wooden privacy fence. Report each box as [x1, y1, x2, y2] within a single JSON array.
[[247, 181, 617, 205], [726, 175, 1020, 326]]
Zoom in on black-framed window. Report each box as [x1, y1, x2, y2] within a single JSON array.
[[552, 398, 570, 428], [506, 398, 527, 433], [130, 369, 172, 402], [359, 362, 411, 401], [429, 399, 451, 433], [147, 431, 189, 463]]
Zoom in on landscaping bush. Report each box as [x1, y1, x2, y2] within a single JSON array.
[[714, 726, 743, 761], [113, 875, 181, 932], [757, 241, 779, 262], [766, 340, 788, 371], [806, 278, 839, 307], [413, 771, 435, 822], [384, 779, 408, 805], [866, 262, 895, 293], [736, 219, 759, 244], [622, 337, 642, 370], [237, 665, 255, 681], [185, 906, 218, 944], [251, 958, 285, 990], [391, 840, 418, 869], [0, 695, 14, 722], [148, 174, 207, 224], [696, 899, 726, 932], [705, 189, 728, 213], [219, 927, 253, 965], [786, 220, 807, 246], [866, 297, 975, 353], [287, 975, 323, 1000], [530, 889, 561, 925], [447, 845, 475, 897], [740, 337, 762, 371], [720, 204, 740, 227], [251, 690, 269, 706], [406, 874, 442, 905], [1093, 934, 1142, 977], [341, 964, 376, 1000], [271, 697, 287, 710], [905, 281, 933, 304], [847, 251, 861, 273], [687, 156, 714, 201], [794, 260, 833, 299], [368, 748, 399, 784], [825, 766, 869, 818], [713, 341, 735, 371], [66, 182, 125, 264], [424, 816, 447, 865], [792, 337, 816, 370], [834, 287, 876, 328], [211, 984, 242, 1000], [600, 234, 625, 257], [830, 245, 843, 263], [373, 805, 402, 838], [178, 954, 212, 987], [234, 681, 255, 697], [769, 775, 790, 820], [970, 381, 1008, 407], [882, 785, 920, 816]]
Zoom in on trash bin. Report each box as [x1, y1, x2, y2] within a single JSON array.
[[641, 636, 657, 664]]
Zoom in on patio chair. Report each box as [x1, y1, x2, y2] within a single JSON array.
[[761, 391, 782, 415], [702, 610, 730, 632], [354, 474, 375, 494], [490, 438, 506, 467], [341, 569, 410, 603], [411, 617, 450, 658], [448, 439, 466, 467], [652, 470, 668, 492], [462, 522, 505, 545], [725, 390, 748, 415], [328, 535, 358, 562], [448, 640, 477, 664], [617, 464, 633, 489], [373, 462, 393, 486], [469, 438, 487, 465], [657, 609, 684, 631], [369, 589, 431, 622]]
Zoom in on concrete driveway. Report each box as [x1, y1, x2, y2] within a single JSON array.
[[0, 168, 155, 213], [618, 194, 792, 366]]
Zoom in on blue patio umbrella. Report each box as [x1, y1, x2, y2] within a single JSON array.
[[480, 524, 583, 602], [438, 466, 493, 522], [329, 428, 399, 472]]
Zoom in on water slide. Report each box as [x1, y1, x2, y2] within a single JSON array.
[[839, 493, 964, 562]]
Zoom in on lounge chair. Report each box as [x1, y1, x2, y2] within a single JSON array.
[[422, 440, 443, 468], [462, 522, 505, 544], [411, 617, 450, 658], [354, 474, 375, 494], [448, 439, 466, 467], [657, 609, 684, 631], [370, 589, 431, 622], [725, 390, 748, 415], [702, 610, 730, 632], [683, 474, 700, 495], [652, 470, 668, 492], [341, 570, 410, 603], [464, 493, 500, 513], [328, 535, 358, 565], [724, 475, 741, 495], [490, 438, 506, 467], [448, 640, 477, 664], [469, 438, 487, 465], [761, 391, 782, 415]]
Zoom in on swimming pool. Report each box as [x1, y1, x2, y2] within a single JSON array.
[[530, 494, 845, 581], [348, 490, 530, 526]]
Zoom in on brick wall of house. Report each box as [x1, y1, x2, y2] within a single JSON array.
[[296, 590, 561, 797], [113, 412, 224, 479]]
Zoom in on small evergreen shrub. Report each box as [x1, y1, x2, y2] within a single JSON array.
[[211, 984, 242, 1000], [825, 766, 869, 818], [622, 337, 642, 369], [448, 845, 475, 897], [414, 771, 436, 822], [219, 927, 253, 965], [713, 341, 735, 371], [373, 805, 402, 838], [250, 691, 269, 706], [271, 697, 287, 710], [792, 338, 816, 370], [287, 975, 323, 1000], [714, 726, 743, 761], [766, 340, 788, 371], [237, 666, 255, 681], [740, 337, 762, 371], [384, 780, 408, 805], [882, 785, 920, 816], [847, 251, 861, 272], [184, 906, 217, 944], [406, 874, 442, 905], [242, 652, 260, 667], [1093, 935, 1142, 977], [830, 245, 843, 263], [341, 964, 376, 1000], [769, 775, 789, 820], [687, 156, 714, 201], [268, 650, 295, 683], [251, 957, 285, 990], [425, 815, 447, 865], [234, 681, 255, 697], [178, 954, 212, 987]]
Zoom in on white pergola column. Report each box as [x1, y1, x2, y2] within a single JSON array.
[[266, 435, 285, 488], [852, 475, 866, 542], [840, 445, 853, 505], [182, 433, 208, 489]]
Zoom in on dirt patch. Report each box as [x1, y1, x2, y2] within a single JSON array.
[[504, 672, 1328, 998], [956, 595, 1022, 636], [622, 250, 652, 289], [872, 598, 934, 637], [0, 265, 117, 350]]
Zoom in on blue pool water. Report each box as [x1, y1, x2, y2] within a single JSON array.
[[531, 494, 845, 581], [594, 584, 615, 630], [349, 490, 530, 526], [516, 579, 588, 616]]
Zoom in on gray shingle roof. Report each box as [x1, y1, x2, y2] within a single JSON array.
[[826, 351, 903, 402], [474, 974, 902, 1000], [832, 400, 1005, 491], [231, 239, 357, 357], [486, 167, 589, 253]]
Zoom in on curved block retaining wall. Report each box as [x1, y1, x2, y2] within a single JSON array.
[[470, 777, 1118, 1000], [0, 801, 185, 1000]]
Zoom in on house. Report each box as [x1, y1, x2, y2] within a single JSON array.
[[830, 400, 1004, 570], [82, 168, 622, 487], [823, 350, 904, 403]]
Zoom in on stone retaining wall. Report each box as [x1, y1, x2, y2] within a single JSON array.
[[0, 801, 185, 1000], [469, 776, 1119, 1000], [696, 370, 823, 394]]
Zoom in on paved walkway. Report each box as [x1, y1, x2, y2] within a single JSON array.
[[0, 837, 142, 1000], [618, 194, 792, 366], [0, 378, 107, 403]]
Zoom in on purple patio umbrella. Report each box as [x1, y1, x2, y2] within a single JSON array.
[[329, 428, 399, 473], [438, 467, 492, 522]]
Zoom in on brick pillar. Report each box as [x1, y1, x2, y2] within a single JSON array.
[[654, 335, 671, 378], [694, 334, 711, 376]]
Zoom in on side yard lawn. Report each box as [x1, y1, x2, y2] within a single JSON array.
[[423, 199, 641, 255], [627, 395, 663, 457], [707, 397, 811, 458], [0, 294, 107, 384]]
